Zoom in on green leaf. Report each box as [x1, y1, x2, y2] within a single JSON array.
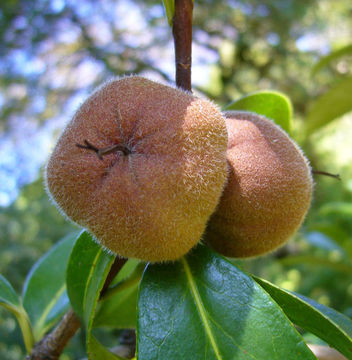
[[0, 274, 34, 353], [306, 77, 352, 135], [88, 336, 123, 360], [95, 284, 138, 328], [225, 90, 293, 133], [22, 232, 77, 340], [113, 258, 140, 285], [162, 0, 175, 26], [312, 44, 352, 75], [279, 255, 352, 273], [319, 202, 352, 217], [0, 273, 21, 310], [94, 262, 145, 329], [137, 245, 315, 360], [254, 277, 352, 359], [66, 230, 118, 359], [66, 231, 113, 321]]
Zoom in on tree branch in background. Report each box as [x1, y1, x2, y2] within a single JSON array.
[[28, 257, 128, 360], [172, 0, 193, 91]]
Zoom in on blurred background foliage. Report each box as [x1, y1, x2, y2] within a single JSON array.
[[0, 0, 352, 358]]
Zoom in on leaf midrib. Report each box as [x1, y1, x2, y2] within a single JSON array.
[[83, 248, 104, 324], [181, 257, 223, 360], [34, 283, 66, 338]]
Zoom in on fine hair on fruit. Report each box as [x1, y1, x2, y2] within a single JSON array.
[[205, 110, 313, 258], [45, 76, 229, 262]]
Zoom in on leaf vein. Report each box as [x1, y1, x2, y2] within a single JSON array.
[[181, 258, 223, 360]]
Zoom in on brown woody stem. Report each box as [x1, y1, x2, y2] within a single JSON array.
[[27, 309, 80, 360], [172, 0, 193, 91], [27, 257, 128, 360]]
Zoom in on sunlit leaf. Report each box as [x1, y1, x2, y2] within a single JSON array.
[[254, 277, 352, 359], [279, 255, 352, 273], [137, 245, 315, 360], [319, 202, 352, 217], [312, 44, 352, 75], [306, 77, 352, 135], [162, 0, 175, 26], [22, 232, 77, 340], [225, 90, 292, 133], [0, 274, 34, 353], [66, 230, 118, 359]]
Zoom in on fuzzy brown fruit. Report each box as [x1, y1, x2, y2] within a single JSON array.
[[45, 76, 228, 262], [205, 110, 313, 258]]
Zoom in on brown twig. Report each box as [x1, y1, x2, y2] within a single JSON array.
[[172, 0, 193, 91], [28, 257, 128, 360], [101, 257, 128, 296], [312, 170, 341, 181], [27, 309, 80, 360]]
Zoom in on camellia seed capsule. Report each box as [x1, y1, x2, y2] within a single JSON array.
[[45, 76, 229, 262], [205, 111, 313, 258]]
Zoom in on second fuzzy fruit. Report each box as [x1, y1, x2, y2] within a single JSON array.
[[205, 110, 313, 258]]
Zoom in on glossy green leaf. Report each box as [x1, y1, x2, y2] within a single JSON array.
[[225, 90, 292, 133], [22, 232, 77, 340], [137, 245, 315, 360], [95, 263, 145, 329], [254, 277, 352, 359], [306, 77, 352, 135], [312, 44, 352, 75], [66, 230, 118, 359], [162, 0, 175, 26], [0, 274, 34, 353]]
